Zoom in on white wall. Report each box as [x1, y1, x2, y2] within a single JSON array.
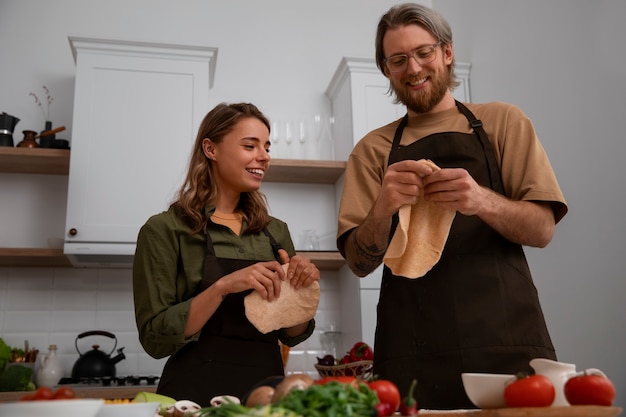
[[0, 0, 405, 384], [434, 0, 626, 407], [1, 0, 625, 408]]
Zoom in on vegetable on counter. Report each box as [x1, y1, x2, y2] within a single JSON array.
[[19, 386, 76, 400], [195, 380, 379, 417], [0, 363, 36, 392], [0, 338, 11, 370], [368, 379, 401, 416], [399, 379, 418, 416], [504, 372, 555, 407], [564, 369, 616, 406]]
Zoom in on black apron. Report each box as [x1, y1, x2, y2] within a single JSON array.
[[157, 228, 285, 406], [373, 101, 556, 409]]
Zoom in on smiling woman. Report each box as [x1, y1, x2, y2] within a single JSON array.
[[132, 102, 321, 407]]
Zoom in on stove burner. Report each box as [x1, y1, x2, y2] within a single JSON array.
[[58, 375, 159, 386]]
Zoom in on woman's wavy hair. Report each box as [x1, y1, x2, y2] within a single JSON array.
[[172, 102, 271, 235], [375, 3, 459, 90]]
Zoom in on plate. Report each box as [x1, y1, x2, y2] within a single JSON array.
[[0, 399, 104, 417], [419, 406, 623, 417], [96, 402, 160, 417]]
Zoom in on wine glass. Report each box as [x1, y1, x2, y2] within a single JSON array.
[[271, 120, 282, 158], [298, 120, 307, 159], [284, 121, 294, 158]]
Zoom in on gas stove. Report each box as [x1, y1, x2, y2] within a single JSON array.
[[58, 375, 159, 387]]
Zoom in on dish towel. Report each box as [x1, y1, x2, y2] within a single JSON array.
[[383, 160, 456, 278]]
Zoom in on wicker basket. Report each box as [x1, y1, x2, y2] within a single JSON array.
[[314, 360, 373, 380]]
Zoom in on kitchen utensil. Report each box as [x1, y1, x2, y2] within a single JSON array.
[[530, 357, 577, 406], [36, 344, 64, 388], [17, 130, 38, 148], [36, 125, 66, 139], [461, 372, 514, 409], [0, 112, 19, 146], [96, 402, 160, 417], [0, 399, 104, 417], [71, 330, 126, 379]]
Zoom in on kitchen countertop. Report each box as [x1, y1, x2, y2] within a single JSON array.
[[0, 384, 157, 403]]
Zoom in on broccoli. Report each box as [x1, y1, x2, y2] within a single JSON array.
[[0, 364, 36, 392], [0, 338, 11, 371]]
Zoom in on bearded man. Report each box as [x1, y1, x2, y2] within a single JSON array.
[[336, 3, 568, 409]]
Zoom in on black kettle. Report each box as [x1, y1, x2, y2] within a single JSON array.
[[71, 330, 126, 379]]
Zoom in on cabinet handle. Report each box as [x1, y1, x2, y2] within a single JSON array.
[[69, 228, 77, 236]]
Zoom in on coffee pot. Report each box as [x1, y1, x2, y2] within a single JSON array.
[[0, 112, 20, 147]]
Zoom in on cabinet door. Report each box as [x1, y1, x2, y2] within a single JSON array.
[[65, 38, 216, 248]]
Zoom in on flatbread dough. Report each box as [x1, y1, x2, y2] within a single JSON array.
[[244, 263, 320, 334], [383, 159, 456, 279]]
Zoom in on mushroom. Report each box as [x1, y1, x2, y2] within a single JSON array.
[[245, 385, 276, 407], [272, 373, 315, 402], [173, 400, 201, 417], [210, 395, 241, 407]]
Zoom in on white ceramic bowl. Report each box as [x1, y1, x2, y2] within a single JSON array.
[[0, 399, 104, 417], [96, 401, 160, 417], [461, 372, 515, 409]]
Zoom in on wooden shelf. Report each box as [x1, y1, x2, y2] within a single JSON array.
[[265, 158, 346, 183], [0, 248, 72, 267], [0, 248, 344, 270], [0, 147, 70, 175], [0, 153, 345, 268], [297, 251, 345, 270]]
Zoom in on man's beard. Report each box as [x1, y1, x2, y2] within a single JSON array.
[[391, 67, 451, 114]]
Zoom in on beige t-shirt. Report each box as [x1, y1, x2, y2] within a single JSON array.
[[337, 101, 568, 250]]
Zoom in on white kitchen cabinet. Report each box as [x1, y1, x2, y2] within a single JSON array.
[[64, 37, 217, 267], [326, 57, 471, 345]]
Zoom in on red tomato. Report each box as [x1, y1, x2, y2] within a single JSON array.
[[504, 373, 555, 407], [368, 379, 401, 413], [53, 386, 77, 400], [32, 387, 54, 401], [564, 371, 615, 406], [19, 393, 36, 401]]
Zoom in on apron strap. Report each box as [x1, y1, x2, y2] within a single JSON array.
[[263, 228, 284, 262], [454, 101, 506, 196]]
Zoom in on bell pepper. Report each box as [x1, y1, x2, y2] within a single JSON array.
[[349, 341, 374, 362], [399, 379, 418, 416]]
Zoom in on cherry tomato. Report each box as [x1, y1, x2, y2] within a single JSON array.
[[32, 386, 54, 401], [53, 386, 77, 400], [564, 370, 615, 406], [368, 379, 401, 413], [504, 373, 555, 407]]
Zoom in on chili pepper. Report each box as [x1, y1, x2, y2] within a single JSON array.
[[399, 379, 418, 416], [349, 342, 374, 362]]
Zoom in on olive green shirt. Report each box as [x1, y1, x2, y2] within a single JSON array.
[[133, 205, 314, 359]]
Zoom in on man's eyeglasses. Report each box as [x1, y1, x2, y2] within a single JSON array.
[[383, 42, 442, 73]]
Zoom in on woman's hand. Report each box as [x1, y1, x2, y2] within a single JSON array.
[[220, 260, 286, 301], [278, 249, 320, 290]]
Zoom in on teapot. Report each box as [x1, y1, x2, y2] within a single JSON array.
[[71, 330, 126, 379], [529, 357, 577, 406]]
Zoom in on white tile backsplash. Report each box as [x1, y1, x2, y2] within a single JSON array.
[[0, 266, 341, 381]]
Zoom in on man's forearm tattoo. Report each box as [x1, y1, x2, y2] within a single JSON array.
[[351, 229, 385, 275]]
